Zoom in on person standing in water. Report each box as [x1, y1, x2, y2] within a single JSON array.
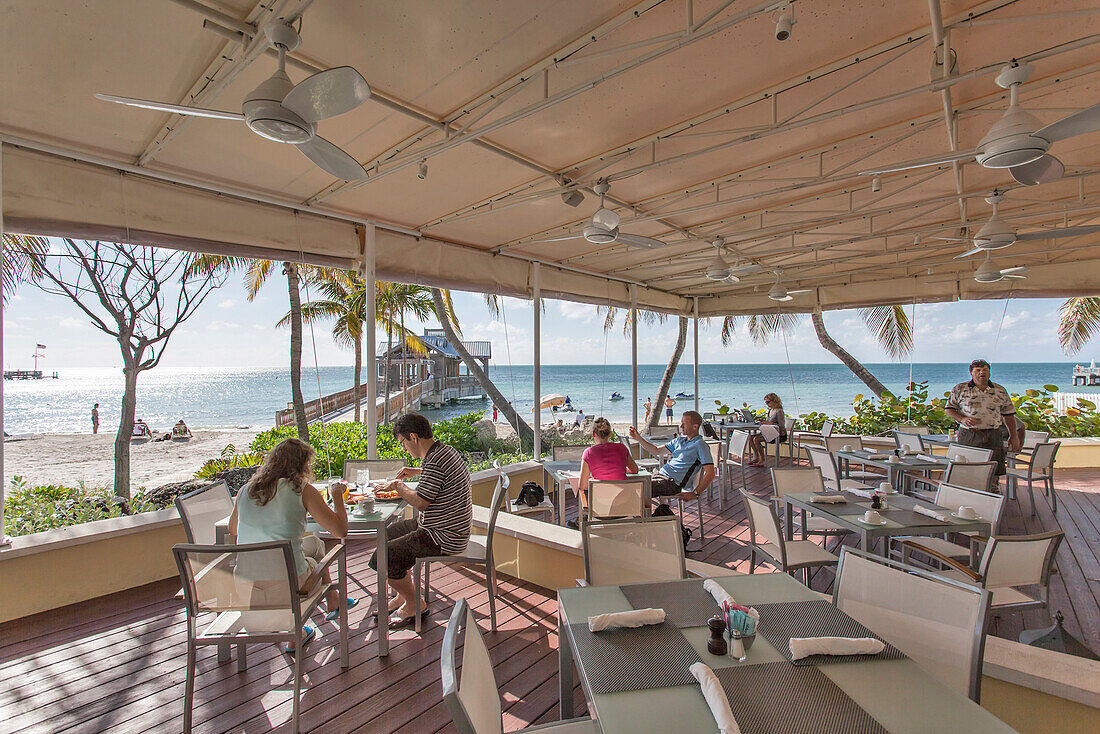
[[91, 404, 99, 434]]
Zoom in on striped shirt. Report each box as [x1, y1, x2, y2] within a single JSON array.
[[416, 441, 472, 554]]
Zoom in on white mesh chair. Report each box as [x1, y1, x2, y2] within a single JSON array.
[[584, 479, 648, 520], [893, 430, 925, 453], [442, 598, 598, 734], [176, 482, 233, 545], [782, 416, 798, 460], [834, 548, 991, 702], [758, 424, 781, 467], [173, 540, 348, 734], [910, 461, 998, 501], [552, 444, 590, 461], [793, 419, 833, 459], [946, 444, 994, 463], [646, 425, 679, 439], [1006, 441, 1060, 515], [704, 438, 722, 501], [342, 458, 406, 481], [669, 466, 712, 548], [719, 430, 751, 497], [904, 531, 1064, 622], [895, 424, 930, 435], [740, 489, 838, 586], [582, 516, 686, 586], [412, 471, 508, 633], [895, 484, 1005, 565], [770, 468, 853, 546], [1023, 429, 1050, 449], [829, 436, 884, 482], [806, 446, 871, 493]]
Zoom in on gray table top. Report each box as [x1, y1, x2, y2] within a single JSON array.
[[783, 491, 991, 538], [558, 574, 1016, 734], [836, 449, 947, 471]]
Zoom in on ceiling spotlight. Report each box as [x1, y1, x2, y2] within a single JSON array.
[[775, 8, 794, 41], [417, 160, 428, 180], [561, 190, 584, 207], [914, 234, 922, 245], [871, 176, 882, 193]]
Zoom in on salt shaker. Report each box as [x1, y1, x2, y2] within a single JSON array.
[[730, 630, 747, 662], [707, 615, 727, 656]]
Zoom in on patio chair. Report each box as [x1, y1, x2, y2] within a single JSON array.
[[503, 460, 555, 523], [552, 444, 590, 461], [646, 425, 679, 439], [718, 429, 751, 498], [895, 423, 930, 435], [900, 531, 1064, 624], [581, 516, 686, 586], [828, 436, 884, 483], [910, 461, 997, 501], [173, 540, 348, 734], [583, 479, 648, 520], [175, 482, 233, 545], [740, 489, 839, 586], [806, 446, 871, 493], [412, 466, 508, 633], [834, 548, 991, 702], [793, 418, 833, 459], [893, 430, 925, 453], [946, 443, 994, 463], [769, 468, 853, 548], [895, 484, 1005, 566], [703, 438, 723, 501], [1006, 441, 1060, 514], [441, 598, 598, 734], [342, 458, 406, 481], [660, 460, 713, 548]]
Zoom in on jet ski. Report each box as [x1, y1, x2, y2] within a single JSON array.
[[609, 392, 624, 401], [674, 392, 694, 399]]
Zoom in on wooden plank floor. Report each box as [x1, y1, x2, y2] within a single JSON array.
[[2, 460, 1097, 733]]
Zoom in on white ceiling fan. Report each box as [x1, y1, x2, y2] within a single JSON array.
[[768, 269, 812, 301], [702, 237, 765, 282], [95, 22, 371, 180], [522, 180, 665, 249], [930, 192, 1100, 258], [974, 253, 1028, 283], [861, 63, 1100, 186]]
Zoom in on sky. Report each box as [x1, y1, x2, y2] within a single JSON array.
[[2, 252, 1093, 372]]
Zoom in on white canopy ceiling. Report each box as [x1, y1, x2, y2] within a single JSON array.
[[3, 0, 1100, 315]]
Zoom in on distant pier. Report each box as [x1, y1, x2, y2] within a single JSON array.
[[1073, 365, 1100, 386], [3, 370, 58, 380]]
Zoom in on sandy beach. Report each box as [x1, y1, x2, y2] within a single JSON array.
[[3, 429, 259, 491]]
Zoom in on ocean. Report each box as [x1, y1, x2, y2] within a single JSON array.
[[2, 363, 1091, 435]]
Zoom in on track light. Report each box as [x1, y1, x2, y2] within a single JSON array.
[[775, 9, 793, 41], [417, 160, 428, 180], [871, 176, 882, 193], [561, 190, 584, 207]]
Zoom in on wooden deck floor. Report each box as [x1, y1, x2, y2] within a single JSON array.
[[3, 460, 1098, 733]]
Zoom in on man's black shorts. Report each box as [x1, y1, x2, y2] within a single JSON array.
[[368, 518, 442, 580]]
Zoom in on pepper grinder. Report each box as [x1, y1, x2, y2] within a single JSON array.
[[707, 615, 727, 656]]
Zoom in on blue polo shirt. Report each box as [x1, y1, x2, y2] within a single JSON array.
[[658, 435, 714, 485]]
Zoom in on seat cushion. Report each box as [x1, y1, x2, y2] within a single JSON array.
[[759, 541, 838, 567], [938, 570, 1039, 608]]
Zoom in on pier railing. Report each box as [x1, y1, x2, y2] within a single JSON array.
[[275, 378, 430, 426]]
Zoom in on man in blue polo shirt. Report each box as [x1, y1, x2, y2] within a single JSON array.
[[628, 410, 715, 501]]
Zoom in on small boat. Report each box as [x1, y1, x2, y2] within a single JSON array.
[[674, 392, 694, 399], [609, 392, 624, 401]]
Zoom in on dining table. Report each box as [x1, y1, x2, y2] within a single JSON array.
[[557, 573, 1015, 733], [835, 448, 948, 493], [542, 459, 653, 523]]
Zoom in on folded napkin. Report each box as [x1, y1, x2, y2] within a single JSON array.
[[587, 607, 665, 632], [866, 453, 891, 460], [845, 487, 876, 499], [689, 662, 741, 734], [916, 454, 941, 462], [810, 493, 846, 504], [789, 637, 885, 660], [914, 504, 948, 522]]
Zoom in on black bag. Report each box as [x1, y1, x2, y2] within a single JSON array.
[[517, 481, 545, 507], [651, 503, 693, 549], [701, 422, 718, 439]]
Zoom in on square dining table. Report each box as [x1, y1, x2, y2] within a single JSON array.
[[557, 573, 1015, 733], [835, 448, 948, 493]]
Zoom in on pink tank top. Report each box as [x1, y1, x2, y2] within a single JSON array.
[[582, 442, 632, 481]]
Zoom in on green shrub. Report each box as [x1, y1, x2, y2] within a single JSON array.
[[194, 443, 264, 479], [3, 477, 158, 537]]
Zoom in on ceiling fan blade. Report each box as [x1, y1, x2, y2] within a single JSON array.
[[295, 136, 367, 180], [521, 234, 584, 244], [94, 93, 243, 120], [954, 247, 985, 259], [1033, 102, 1100, 143], [615, 232, 665, 249], [859, 150, 977, 176], [1009, 154, 1064, 186], [930, 236, 973, 242], [729, 263, 765, 275], [592, 208, 620, 231], [1000, 266, 1029, 275], [281, 67, 371, 123], [1017, 224, 1100, 241]]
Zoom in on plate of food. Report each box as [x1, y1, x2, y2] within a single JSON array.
[[373, 488, 401, 502]]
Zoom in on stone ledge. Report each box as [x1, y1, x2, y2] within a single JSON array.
[[0, 508, 181, 561], [984, 636, 1100, 709]]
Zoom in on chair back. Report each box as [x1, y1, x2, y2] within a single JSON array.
[[824, 436, 849, 454], [946, 443, 993, 463], [441, 599, 503, 734], [980, 531, 1063, 590], [582, 517, 686, 586], [704, 439, 720, 465], [821, 420, 835, 438], [343, 459, 406, 481], [806, 446, 841, 487], [587, 480, 647, 519], [783, 416, 796, 439], [1023, 430, 1050, 449], [895, 424, 930, 435], [834, 548, 990, 702], [740, 489, 784, 553], [703, 411, 716, 421], [552, 444, 590, 461], [484, 463, 510, 552], [893, 431, 924, 453], [933, 484, 1005, 530], [1028, 441, 1060, 473], [942, 461, 996, 493], [176, 482, 234, 545], [726, 430, 751, 464], [770, 467, 825, 498], [647, 425, 679, 438]]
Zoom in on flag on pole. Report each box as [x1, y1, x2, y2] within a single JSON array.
[[36, 344, 46, 350]]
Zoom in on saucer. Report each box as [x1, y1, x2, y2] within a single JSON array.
[[950, 511, 982, 520], [856, 518, 888, 525], [352, 507, 376, 518]]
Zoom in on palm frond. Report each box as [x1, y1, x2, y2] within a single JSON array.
[[1, 234, 49, 304], [720, 315, 742, 346], [859, 305, 912, 360], [747, 313, 802, 345], [1059, 297, 1100, 354]]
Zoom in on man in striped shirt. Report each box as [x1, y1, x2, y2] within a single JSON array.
[[369, 412, 472, 629]]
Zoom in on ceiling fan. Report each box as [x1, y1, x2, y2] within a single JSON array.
[[523, 181, 665, 249], [974, 253, 1028, 283], [931, 192, 1100, 258], [860, 63, 1100, 186], [703, 237, 765, 282], [95, 22, 371, 180], [768, 270, 813, 301]]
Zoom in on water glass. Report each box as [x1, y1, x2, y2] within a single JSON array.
[[356, 469, 371, 485]]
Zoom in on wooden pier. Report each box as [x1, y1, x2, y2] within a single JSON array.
[[1073, 365, 1100, 386], [2, 370, 58, 380]]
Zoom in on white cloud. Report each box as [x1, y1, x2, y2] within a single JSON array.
[[59, 317, 83, 329], [207, 320, 240, 331], [218, 299, 237, 309], [557, 301, 597, 323]]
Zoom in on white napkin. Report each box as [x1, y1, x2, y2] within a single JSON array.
[[587, 607, 665, 632], [866, 453, 891, 460], [914, 504, 948, 522], [845, 487, 875, 499], [789, 637, 885, 660], [703, 579, 760, 620], [810, 494, 846, 504], [916, 454, 941, 463], [689, 662, 741, 734]]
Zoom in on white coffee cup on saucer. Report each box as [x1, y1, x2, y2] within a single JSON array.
[[957, 505, 978, 520], [954, 456, 968, 463], [888, 454, 901, 464], [863, 509, 883, 523], [841, 444, 853, 452], [357, 496, 375, 515], [878, 481, 893, 494]]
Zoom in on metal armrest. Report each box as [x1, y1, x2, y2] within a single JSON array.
[[298, 542, 345, 595], [898, 539, 982, 582]]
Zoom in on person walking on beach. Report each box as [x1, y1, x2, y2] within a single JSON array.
[[91, 404, 99, 434], [945, 359, 1020, 488], [643, 397, 652, 425], [664, 396, 676, 425], [492, 404, 498, 423]]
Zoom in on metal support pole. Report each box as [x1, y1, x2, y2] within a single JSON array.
[[693, 297, 700, 413], [533, 263, 541, 461], [1, 138, 9, 546], [361, 225, 378, 460], [631, 285, 638, 428]]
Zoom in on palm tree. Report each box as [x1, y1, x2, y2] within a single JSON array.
[[185, 255, 313, 440], [597, 304, 683, 431], [1058, 297, 1100, 354], [1, 234, 48, 304]]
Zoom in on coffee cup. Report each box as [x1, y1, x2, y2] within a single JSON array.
[[888, 454, 901, 464], [878, 481, 893, 494], [955, 456, 968, 463], [357, 496, 375, 515], [957, 505, 978, 520], [841, 444, 853, 452], [863, 509, 882, 523]]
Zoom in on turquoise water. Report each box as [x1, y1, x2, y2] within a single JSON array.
[[3, 363, 1088, 434]]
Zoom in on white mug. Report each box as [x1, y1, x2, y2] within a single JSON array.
[[863, 509, 882, 523], [888, 454, 901, 463], [878, 481, 892, 494], [357, 496, 375, 515], [841, 444, 853, 452], [957, 505, 978, 519]]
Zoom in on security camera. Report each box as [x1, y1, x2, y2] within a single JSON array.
[[775, 11, 793, 41], [561, 190, 584, 207], [417, 161, 428, 180]]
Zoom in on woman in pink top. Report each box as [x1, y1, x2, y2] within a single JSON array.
[[579, 417, 638, 490]]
